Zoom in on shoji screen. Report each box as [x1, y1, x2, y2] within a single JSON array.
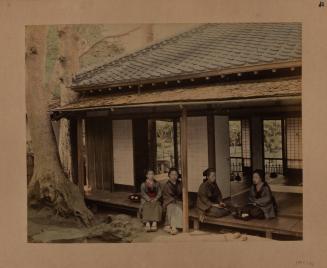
[[112, 120, 134, 186]]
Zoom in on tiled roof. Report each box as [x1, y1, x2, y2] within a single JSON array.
[[55, 77, 301, 111], [72, 23, 302, 90]]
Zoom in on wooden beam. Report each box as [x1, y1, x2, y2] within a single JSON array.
[[77, 118, 85, 195], [52, 95, 302, 114], [180, 107, 189, 232]]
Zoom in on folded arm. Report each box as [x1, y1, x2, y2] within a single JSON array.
[[252, 187, 273, 207], [140, 183, 151, 202]]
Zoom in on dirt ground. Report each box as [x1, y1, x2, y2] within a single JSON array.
[[132, 228, 268, 243], [28, 207, 269, 243]]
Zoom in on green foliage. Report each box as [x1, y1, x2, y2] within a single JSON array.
[[229, 121, 241, 146], [44, 25, 108, 93], [263, 120, 283, 158], [156, 121, 174, 163], [75, 24, 104, 46], [80, 40, 125, 69], [44, 24, 126, 88], [229, 121, 242, 157], [75, 24, 124, 69]]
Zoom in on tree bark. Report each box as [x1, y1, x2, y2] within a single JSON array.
[[57, 25, 80, 181], [26, 25, 93, 226]]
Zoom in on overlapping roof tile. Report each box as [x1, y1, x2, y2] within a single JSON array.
[[72, 23, 301, 89]]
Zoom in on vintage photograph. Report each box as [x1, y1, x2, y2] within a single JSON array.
[[26, 23, 302, 243]]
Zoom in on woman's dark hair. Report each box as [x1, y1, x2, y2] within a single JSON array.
[[145, 169, 155, 176], [203, 168, 215, 178], [253, 169, 265, 182], [168, 167, 179, 176]]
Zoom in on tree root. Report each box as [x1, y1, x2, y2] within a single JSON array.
[[28, 172, 94, 227]]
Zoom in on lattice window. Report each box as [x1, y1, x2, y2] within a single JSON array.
[[286, 117, 302, 169], [241, 119, 251, 167]]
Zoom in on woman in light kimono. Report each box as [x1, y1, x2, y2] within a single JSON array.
[[240, 169, 277, 219], [162, 167, 183, 235], [139, 169, 162, 232]]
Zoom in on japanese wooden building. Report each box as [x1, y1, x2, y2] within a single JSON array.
[[51, 23, 302, 231]]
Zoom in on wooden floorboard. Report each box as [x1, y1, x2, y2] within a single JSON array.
[[230, 191, 303, 219], [189, 209, 302, 237], [85, 190, 303, 237], [85, 190, 139, 209]]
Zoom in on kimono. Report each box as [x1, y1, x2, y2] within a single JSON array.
[[162, 178, 183, 228], [139, 179, 162, 223], [243, 182, 277, 219], [196, 179, 230, 218]]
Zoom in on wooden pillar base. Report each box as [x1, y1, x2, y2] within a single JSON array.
[[266, 231, 273, 239], [193, 219, 200, 231]]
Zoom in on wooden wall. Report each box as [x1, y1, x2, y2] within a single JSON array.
[[112, 120, 134, 186], [85, 117, 113, 191], [187, 116, 208, 192]]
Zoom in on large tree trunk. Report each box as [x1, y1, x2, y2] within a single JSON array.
[[26, 25, 93, 226], [57, 25, 80, 181]]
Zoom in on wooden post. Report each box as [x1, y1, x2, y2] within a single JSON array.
[[266, 231, 272, 239], [77, 118, 85, 195], [193, 219, 200, 231], [281, 117, 287, 175], [148, 119, 157, 171], [173, 119, 179, 170], [180, 107, 189, 232]]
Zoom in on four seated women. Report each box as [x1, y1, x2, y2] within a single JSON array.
[[138, 167, 277, 234]]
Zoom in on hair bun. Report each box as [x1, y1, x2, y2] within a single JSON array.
[[203, 168, 215, 178], [202, 169, 208, 177]]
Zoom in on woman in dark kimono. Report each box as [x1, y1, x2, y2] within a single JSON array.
[[196, 168, 230, 221], [162, 167, 183, 235], [139, 169, 162, 232], [239, 169, 277, 220]]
